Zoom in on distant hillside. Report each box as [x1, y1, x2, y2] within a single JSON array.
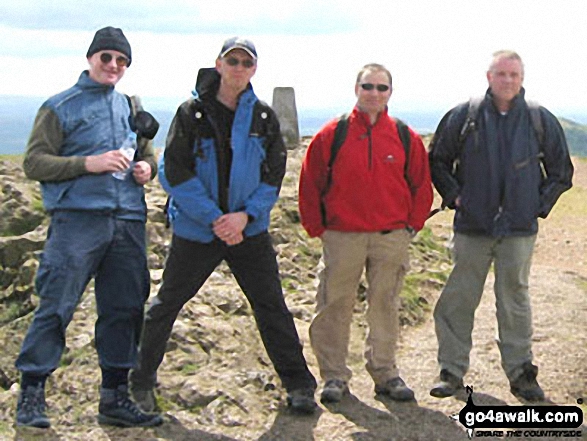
[[1, 95, 586, 156], [559, 118, 587, 157]]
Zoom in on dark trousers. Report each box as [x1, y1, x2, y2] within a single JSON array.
[[16, 212, 150, 376], [130, 232, 316, 392]]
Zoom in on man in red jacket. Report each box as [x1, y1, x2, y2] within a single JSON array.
[[299, 63, 433, 403]]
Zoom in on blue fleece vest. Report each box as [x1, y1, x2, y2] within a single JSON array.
[[40, 71, 147, 220]]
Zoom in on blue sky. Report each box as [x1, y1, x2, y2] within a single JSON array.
[[1, 0, 586, 118]]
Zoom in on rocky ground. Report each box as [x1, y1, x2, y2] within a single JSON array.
[[0, 145, 585, 441]]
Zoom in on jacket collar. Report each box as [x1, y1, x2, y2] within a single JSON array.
[[351, 105, 389, 128], [77, 70, 116, 92], [486, 87, 527, 113]]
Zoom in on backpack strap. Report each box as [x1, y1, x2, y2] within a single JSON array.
[[459, 96, 483, 148], [319, 113, 349, 225], [324, 113, 350, 196], [526, 100, 544, 152], [394, 118, 412, 191]]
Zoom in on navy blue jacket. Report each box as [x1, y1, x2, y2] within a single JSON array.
[[159, 69, 286, 242], [430, 88, 573, 237]]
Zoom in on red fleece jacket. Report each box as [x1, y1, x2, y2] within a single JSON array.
[[299, 107, 433, 238]]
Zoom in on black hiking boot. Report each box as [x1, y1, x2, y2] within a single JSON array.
[[510, 362, 545, 402], [16, 384, 50, 428], [98, 385, 163, 427], [286, 388, 317, 414], [430, 369, 464, 398]]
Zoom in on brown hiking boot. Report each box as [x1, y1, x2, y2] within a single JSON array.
[[375, 377, 415, 401]]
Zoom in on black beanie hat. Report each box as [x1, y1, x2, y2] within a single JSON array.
[[86, 27, 132, 66]]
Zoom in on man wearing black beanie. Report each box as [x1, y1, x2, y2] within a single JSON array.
[[14, 26, 162, 428]]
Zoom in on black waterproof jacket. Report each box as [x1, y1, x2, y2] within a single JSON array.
[[429, 88, 573, 237]]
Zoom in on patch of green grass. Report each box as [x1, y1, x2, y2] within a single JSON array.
[[180, 363, 200, 375], [0, 153, 24, 164], [281, 277, 297, 292], [0, 422, 13, 438], [0, 302, 23, 324], [31, 197, 45, 214], [60, 345, 92, 368]]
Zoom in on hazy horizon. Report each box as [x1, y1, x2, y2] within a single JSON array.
[[1, 94, 586, 155]]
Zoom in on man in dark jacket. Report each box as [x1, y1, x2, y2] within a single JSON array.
[[129, 37, 317, 414], [429, 50, 573, 402], [15, 27, 161, 428]]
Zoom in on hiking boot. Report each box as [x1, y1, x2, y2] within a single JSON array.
[[98, 385, 163, 427], [375, 377, 415, 401], [286, 388, 317, 414], [130, 387, 159, 414], [430, 369, 464, 398], [510, 362, 545, 402], [320, 379, 349, 403], [16, 384, 50, 428]]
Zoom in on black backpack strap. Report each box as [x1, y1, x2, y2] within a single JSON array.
[[394, 118, 412, 190], [327, 113, 350, 189], [459, 96, 483, 146], [320, 113, 349, 226], [526, 100, 545, 152]]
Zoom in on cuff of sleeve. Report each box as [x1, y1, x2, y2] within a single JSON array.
[[75, 156, 90, 175], [203, 209, 224, 227], [245, 207, 261, 224]]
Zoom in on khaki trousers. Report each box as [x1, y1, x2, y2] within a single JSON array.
[[433, 233, 537, 381], [309, 229, 411, 384]]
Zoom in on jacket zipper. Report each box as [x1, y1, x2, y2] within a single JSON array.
[[367, 126, 373, 170]]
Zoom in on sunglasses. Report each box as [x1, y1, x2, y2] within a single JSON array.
[[99, 52, 130, 68], [360, 83, 390, 92], [224, 57, 255, 68]]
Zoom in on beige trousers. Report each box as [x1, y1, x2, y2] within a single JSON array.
[[309, 229, 411, 385]]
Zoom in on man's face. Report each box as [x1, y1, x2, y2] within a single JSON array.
[[87, 50, 129, 86], [487, 57, 524, 105], [215, 49, 257, 91], [355, 70, 392, 116]]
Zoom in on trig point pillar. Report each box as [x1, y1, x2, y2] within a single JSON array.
[[272, 87, 300, 149]]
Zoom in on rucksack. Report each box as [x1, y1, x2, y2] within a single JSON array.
[[125, 95, 160, 141], [427, 96, 545, 217]]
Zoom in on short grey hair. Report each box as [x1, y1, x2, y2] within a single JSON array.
[[489, 50, 524, 76]]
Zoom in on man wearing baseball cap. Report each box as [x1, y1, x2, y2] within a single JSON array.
[[15, 26, 161, 428], [129, 36, 318, 415]]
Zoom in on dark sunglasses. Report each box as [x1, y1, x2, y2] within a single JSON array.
[[99, 52, 130, 67], [225, 57, 255, 68], [360, 83, 390, 92]]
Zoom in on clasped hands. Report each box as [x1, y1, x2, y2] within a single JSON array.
[[213, 212, 248, 246]]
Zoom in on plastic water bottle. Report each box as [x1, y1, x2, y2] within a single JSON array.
[[112, 132, 137, 180]]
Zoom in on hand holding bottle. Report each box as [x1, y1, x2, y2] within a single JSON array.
[[112, 133, 137, 180]]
